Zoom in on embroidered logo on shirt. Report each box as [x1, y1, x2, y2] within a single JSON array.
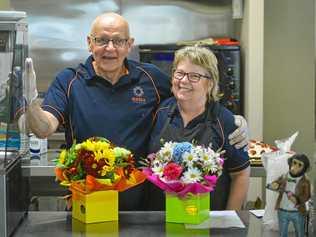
[[132, 86, 146, 103]]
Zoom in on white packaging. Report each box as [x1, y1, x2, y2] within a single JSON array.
[[261, 131, 298, 232]]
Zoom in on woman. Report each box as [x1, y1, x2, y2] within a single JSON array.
[[148, 45, 250, 210]]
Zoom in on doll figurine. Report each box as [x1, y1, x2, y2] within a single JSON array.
[[266, 154, 311, 237]]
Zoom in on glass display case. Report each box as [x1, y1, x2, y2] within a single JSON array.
[[0, 11, 29, 237], [0, 10, 28, 160]]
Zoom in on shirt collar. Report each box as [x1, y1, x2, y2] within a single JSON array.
[[171, 101, 207, 129], [173, 101, 218, 125], [125, 59, 143, 82], [82, 55, 96, 80], [82, 55, 141, 85]]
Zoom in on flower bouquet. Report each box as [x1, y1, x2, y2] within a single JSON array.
[[143, 141, 224, 224], [55, 137, 146, 223]]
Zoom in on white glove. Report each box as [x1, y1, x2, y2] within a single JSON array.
[[228, 115, 249, 149], [24, 57, 38, 104]]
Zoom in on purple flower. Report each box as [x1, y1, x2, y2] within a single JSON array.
[[147, 153, 156, 161]]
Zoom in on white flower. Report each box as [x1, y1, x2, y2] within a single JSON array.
[[157, 141, 175, 162], [163, 141, 176, 151], [181, 167, 203, 184], [151, 159, 165, 177], [199, 153, 211, 165], [199, 148, 217, 164], [194, 146, 204, 157], [182, 151, 198, 167], [152, 165, 164, 177], [209, 163, 220, 173]]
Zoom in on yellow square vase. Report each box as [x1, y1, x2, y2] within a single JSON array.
[[72, 189, 118, 223], [72, 218, 119, 237]]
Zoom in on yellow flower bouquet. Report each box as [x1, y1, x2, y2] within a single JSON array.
[[55, 137, 146, 223]]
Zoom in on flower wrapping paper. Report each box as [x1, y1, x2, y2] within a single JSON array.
[[143, 169, 219, 197]]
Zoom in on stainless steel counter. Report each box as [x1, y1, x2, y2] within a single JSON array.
[[21, 150, 68, 197], [13, 211, 297, 237], [21, 149, 60, 177]]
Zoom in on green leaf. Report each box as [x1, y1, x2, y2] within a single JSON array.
[[56, 163, 66, 169]]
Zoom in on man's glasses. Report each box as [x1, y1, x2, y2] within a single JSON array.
[[173, 70, 211, 83], [90, 36, 129, 48]]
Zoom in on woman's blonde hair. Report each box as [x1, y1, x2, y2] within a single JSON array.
[[172, 45, 220, 102]]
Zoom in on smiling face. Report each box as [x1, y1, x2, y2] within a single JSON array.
[[172, 58, 212, 105], [87, 13, 134, 81]]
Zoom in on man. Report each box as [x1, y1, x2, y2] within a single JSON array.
[[267, 154, 311, 237], [24, 12, 248, 210]]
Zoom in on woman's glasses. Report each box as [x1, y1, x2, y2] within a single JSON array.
[[173, 70, 211, 83]]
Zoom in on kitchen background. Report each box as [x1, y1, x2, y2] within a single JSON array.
[[0, 0, 315, 205]]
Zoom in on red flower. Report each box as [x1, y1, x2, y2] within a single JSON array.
[[163, 162, 183, 181]]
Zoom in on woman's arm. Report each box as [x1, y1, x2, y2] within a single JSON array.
[[226, 166, 250, 210]]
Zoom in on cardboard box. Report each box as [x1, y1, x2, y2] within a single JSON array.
[[72, 189, 118, 223], [166, 193, 210, 224]]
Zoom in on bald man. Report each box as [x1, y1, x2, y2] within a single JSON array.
[[25, 12, 248, 210]]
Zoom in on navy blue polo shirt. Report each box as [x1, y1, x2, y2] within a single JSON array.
[[149, 97, 250, 173], [42, 55, 171, 160]]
